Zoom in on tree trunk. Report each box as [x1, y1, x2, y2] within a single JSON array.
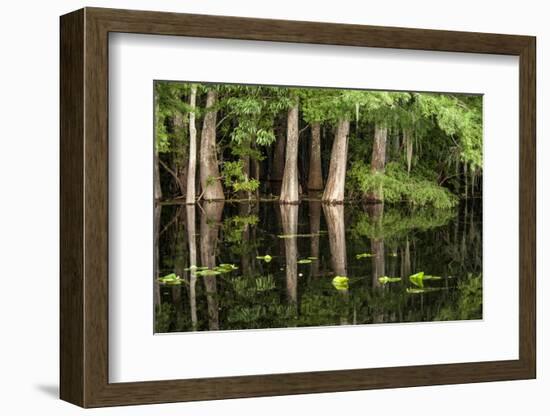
[[185, 85, 197, 204], [200, 201, 224, 330], [200, 90, 225, 201], [186, 205, 198, 329], [368, 204, 385, 288], [322, 119, 350, 203], [238, 152, 251, 200], [404, 129, 413, 174], [366, 124, 387, 202], [271, 118, 286, 194], [280, 102, 300, 203], [323, 204, 347, 277], [309, 200, 321, 277], [280, 204, 298, 304], [308, 122, 323, 191], [154, 152, 162, 202], [173, 113, 188, 197]]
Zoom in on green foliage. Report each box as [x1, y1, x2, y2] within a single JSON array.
[[378, 276, 402, 284], [350, 205, 455, 242], [347, 161, 458, 208], [222, 161, 260, 194], [154, 81, 193, 154], [409, 271, 425, 288], [157, 273, 183, 285], [223, 214, 259, 243], [435, 275, 482, 320], [154, 303, 175, 333], [332, 276, 349, 291], [256, 254, 273, 263]]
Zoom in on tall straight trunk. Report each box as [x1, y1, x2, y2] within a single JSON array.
[[404, 129, 413, 174], [239, 203, 251, 276], [271, 118, 286, 194], [186, 205, 198, 329], [173, 113, 188, 196], [308, 122, 323, 191], [280, 102, 300, 203], [154, 203, 162, 312], [401, 237, 411, 280], [309, 200, 321, 277], [238, 152, 251, 200], [323, 204, 347, 277], [280, 204, 298, 304], [200, 201, 224, 330], [154, 152, 162, 201], [186, 85, 197, 204], [366, 124, 388, 202], [322, 119, 350, 203], [200, 90, 225, 201], [368, 204, 385, 289]]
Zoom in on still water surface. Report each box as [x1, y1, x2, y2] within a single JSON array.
[[155, 199, 482, 333]]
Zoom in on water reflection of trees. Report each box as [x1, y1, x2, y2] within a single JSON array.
[[155, 201, 482, 332]]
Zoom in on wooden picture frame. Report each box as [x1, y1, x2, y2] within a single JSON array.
[[60, 7, 536, 408]]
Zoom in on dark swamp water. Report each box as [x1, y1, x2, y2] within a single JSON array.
[[154, 199, 482, 333]]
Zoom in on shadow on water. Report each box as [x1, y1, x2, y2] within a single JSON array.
[[155, 198, 482, 333]]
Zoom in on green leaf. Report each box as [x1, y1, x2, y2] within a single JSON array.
[[378, 276, 401, 284], [332, 276, 349, 291], [355, 252, 374, 259], [196, 269, 222, 277], [406, 287, 440, 294], [157, 273, 183, 285], [298, 259, 313, 264], [409, 271, 425, 288], [214, 263, 239, 273], [423, 275, 442, 280], [256, 254, 273, 263]]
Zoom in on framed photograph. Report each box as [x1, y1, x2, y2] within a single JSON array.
[[60, 7, 536, 408]]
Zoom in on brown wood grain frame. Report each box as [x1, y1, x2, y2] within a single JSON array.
[[60, 7, 536, 408]]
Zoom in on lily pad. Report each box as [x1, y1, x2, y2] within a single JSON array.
[[378, 276, 402, 284], [157, 273, 183, 285], [196, 269, 222, 277], [356, 253, 374, 259], [409, 271, 425, 288], [406, 288, 426, 294], [298, 259, 313, 264], [423, 275, 442, 280], [256, 255, 273, 263], [406, 287, 440, 294], [332, 276, 349, 291], [214, 263, 239, 273]]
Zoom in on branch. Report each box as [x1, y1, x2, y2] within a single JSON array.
[[158, 158, 184, 192]]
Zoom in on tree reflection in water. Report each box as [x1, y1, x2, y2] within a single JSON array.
[[155, 200, 482, 333]]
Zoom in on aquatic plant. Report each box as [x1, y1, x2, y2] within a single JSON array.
[[378, 276, 402, 284], [256, 254, 273, 263], [157, 273, 184, 285], [332, 276, 349, 291]]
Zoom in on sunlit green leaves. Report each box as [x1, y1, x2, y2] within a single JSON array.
[[378, 276, 402, 284], [157, 273, 184, 285], [256, 254, 273, 263], [332, 276, 349, 291]]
